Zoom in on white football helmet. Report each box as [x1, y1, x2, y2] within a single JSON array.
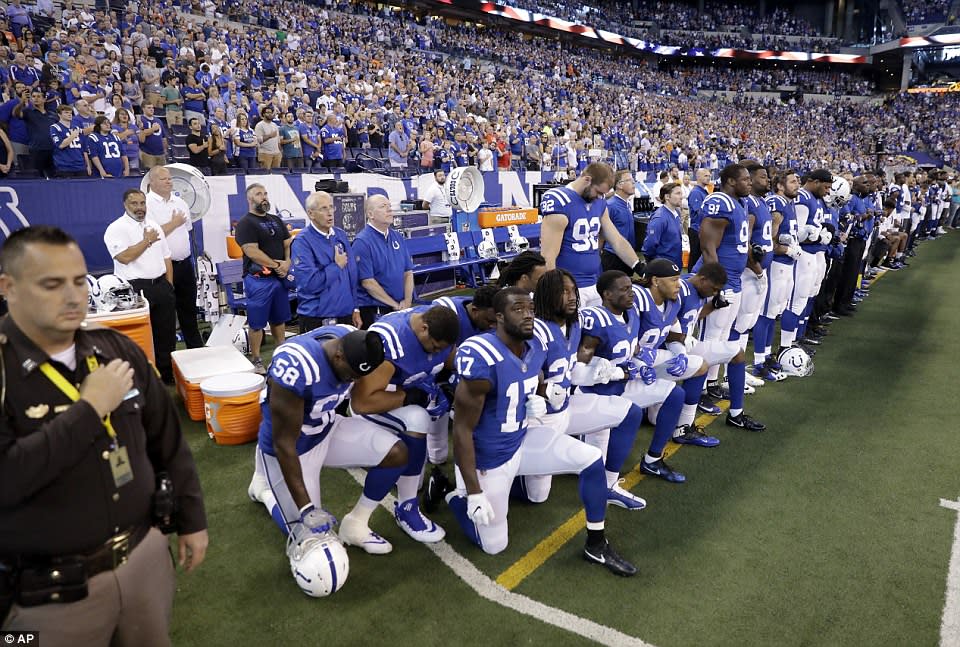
[[287, 532, 349, 598], [505, 236, 530, 254], [96, 274, 141, 312], [477, 240, 499, 259], [86, 274, 101, 313], [824, 176, 851, 208], [777, 346, 814, 377]]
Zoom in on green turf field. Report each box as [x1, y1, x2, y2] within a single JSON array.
[[170, 236, 960, 647]]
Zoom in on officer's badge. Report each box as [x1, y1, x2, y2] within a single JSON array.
[[25, 404, 50, 419]]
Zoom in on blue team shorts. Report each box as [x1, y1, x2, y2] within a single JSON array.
[[243, 275, 291, 330]]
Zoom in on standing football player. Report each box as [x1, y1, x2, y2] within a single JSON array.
[[539, 162, 645, 307]]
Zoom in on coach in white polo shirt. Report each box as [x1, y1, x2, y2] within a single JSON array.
[[146, 165, 204, 348], [104, 188, 178, 383]]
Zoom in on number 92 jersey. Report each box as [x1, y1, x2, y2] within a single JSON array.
[[258, 325, 356, 457], [455, 332, 547, 470], [692, 192, 748, 291], [540, 186, 607, 289]]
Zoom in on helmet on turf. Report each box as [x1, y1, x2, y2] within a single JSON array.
[[777, 346, 814, 377], [96, 274, 141, 312], [287, 532, 349, 598], [86, 274, 101, 313], [824, 176, 851, 208]]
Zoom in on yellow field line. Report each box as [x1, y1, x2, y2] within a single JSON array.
[[495, 405, 730, 590]]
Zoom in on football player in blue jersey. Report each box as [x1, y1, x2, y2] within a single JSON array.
[[540, 162, 646, 307], [347, 305, 460, 546], [514, 269, 646, 509], [248, 326, 411, 570], [693, 163, 766, 432], [446, 288, 637, 576], [754, 169, 802, 374], [632, 259, 722, 448], [580, 270, 688, 481], [674, 262, 747, 436], [734, 163, 777, 381], [781, 169, 833, 352], [421, 285, 500, 512]]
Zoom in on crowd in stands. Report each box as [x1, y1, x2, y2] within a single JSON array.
[[900, 0, 954, 25], [0, 0, 954, 181]]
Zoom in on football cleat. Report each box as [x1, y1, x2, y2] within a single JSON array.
[[673, 424, 720, 447], [247, 472, 268, 503], [422, 466, 454, 514], [640, 457, 686, 483], [583, 539, 638, 577], [744, 371, 765, 388], [725, 412, 767, 432], [394, 498, 446, 543], [698, 395, 722, 415], [721, 378, 755, 396], [607, 482, 647, 510], [750, 363, 781, 382], [339, 514, 393, 555], [705, 382, 725, 401]]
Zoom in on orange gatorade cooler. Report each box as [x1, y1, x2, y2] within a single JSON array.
[[172, 346, 255, 421], [87, 304, 155, 363], [201, 373, 265, 445]]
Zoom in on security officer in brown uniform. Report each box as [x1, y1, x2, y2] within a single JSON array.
[[0, 226, 209, 647]]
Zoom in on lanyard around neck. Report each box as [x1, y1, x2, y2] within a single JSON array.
[[38, 355, 117, 440]]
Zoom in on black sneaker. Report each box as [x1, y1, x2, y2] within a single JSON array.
[[422, 466, 454, 514], [726, 412, 766, 432], [640, 457, 686, 483], [583, 539, 638, 577], [799, 336, 821, 346], [705, 382, 724, 401], [697, 394, 722, 415]]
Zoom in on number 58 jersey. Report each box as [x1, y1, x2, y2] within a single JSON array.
[[455, 332, 547, 470], [258, 325, 356, 458], [540, 186, 608, 288]]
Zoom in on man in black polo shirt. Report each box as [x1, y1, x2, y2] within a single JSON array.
[[235, 183, 291, 374], [12, 88, 55, 177]]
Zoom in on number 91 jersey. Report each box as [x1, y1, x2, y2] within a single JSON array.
[[258, 325, 355, 458], [540, 186, 607, 288], [455, 332, 547, 470], [692, 192, 748, 291]]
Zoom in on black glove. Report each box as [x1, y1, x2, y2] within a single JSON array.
[[750, 243, 764, 260], [712, 293, 729, 309], [632, 260, 645, 276], [403, 387, 430, 407], [439, 380, 456, 403]]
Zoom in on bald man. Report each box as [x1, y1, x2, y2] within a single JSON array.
[[146, 165, 204, 347], [351, 195, 414, 329], [292, 191, 363, 333]]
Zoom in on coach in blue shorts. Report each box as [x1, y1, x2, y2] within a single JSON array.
[[235, 183, 292, 374]]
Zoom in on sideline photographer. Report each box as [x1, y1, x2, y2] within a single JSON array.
[[0, 227, 208, 647]]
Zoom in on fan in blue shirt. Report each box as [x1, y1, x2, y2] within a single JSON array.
[[87, 116, 128, 177]]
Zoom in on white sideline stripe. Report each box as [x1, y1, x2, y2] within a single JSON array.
[[940, 497, 960, 647], [346, 468, 653, 647]]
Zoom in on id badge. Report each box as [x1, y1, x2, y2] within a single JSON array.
[[109, 445, 134, 488]]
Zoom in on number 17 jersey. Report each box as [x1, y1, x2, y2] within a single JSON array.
[[455, 332, 547, 470]]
